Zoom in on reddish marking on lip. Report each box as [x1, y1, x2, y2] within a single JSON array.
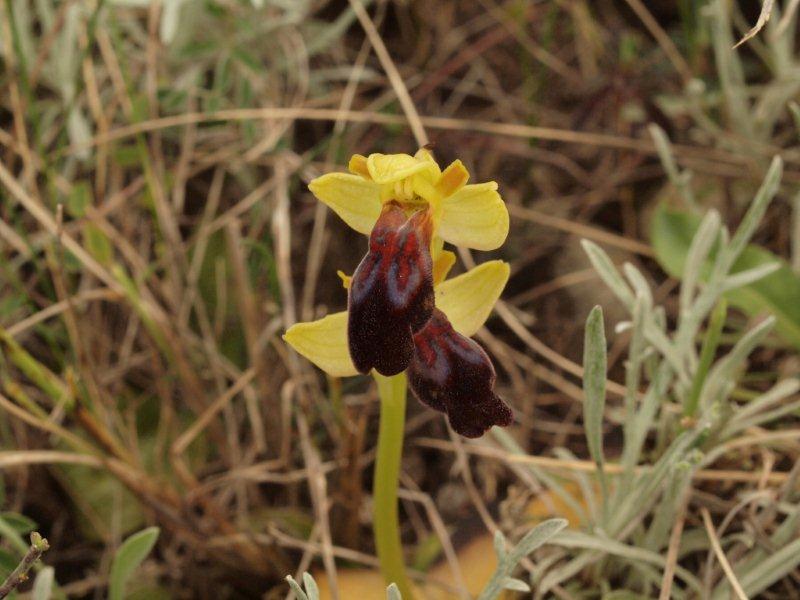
[[348, 202, 435, 376]]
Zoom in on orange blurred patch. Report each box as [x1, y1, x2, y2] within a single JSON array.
[[311, 483, 586, 598]]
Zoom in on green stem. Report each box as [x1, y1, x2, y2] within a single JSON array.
[[684, 299, 727, 418], [373, 372, 415, 599]]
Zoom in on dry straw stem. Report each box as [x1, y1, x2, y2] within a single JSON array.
[[507, 203, 653, 256], [60, 107, 798, 179], [347, 0, 428, 147], [296, 412, 340, 600], [414, 438, 798, 485], [492, 300, 632, 400], [658, 492, 690, 600], [701, 508, 749, 600]]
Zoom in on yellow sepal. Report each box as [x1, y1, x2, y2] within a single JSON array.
[[283, 311, 358, 377], [308, 173, 381, 235], [438, 182, 509, 250], [436, 260, 509, 336]]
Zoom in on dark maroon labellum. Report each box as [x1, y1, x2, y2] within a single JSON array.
[[348, 201, 435, 376], [408, 309, 513, 438]]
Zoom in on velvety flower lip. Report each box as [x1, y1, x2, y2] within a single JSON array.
[[407, 308, 513, 438], [283, 260, 510, 378], [348, 202, 435, 376]]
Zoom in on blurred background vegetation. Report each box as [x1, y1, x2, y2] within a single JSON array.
[[2, 0, 800, 598]]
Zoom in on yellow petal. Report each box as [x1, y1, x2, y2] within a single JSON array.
[[283, 312, 357, 377], [439, 182, 509, 250], [435, 160, 469, 197], [366, 153, 439, 184], [435, 260, 509, 336], [308, 173, 381, 235], [348, 154, 370, 179], [432, 249, 456, 285]]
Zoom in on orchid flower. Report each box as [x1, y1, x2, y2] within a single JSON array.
[[284, 149, 513, 438]]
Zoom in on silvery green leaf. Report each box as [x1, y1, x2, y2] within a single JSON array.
[[642, 466, 690, 552], [9, 0, 35, 70], [679, 210, 720, 315], [551, 531, 701, 592], [554, 447, 599, 522], [583, 306, 607, 471], [67, 109, 92, 161], [700, 317, 775, 409], [501, 577, 530, 592], [725, 378, 800, 429], [615, 320, 633, 334], [624, 294, 647, 399], [477, 519, 567, 600], [32, 566, 55, 600], [715, 536, 800, 599], [285, 575, 309, 600], [728, 397, 800, 433], [617, 293, 650, 499], [648, 124, 679, 183], [622, 264, 652, 309], [724, 156, 782, 269], [611, 428, 702, 535], [705, 0, 752, 137], [720, 262, 781, 293], [508, 519, 569, 564], [386, 583, 403, 600], [582, 240, 635, 308], [302, 572, 320, 600], [648, 123, 697, 208], [493, 530, 507, 562], [160, 0, 186, 44], [51, 3, 81, 94], [538, 552, 598, 596], [644, 321, 686, 383]]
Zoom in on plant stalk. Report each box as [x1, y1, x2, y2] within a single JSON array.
[[373, 372, 415, 599], [0, 532, 49, 599]]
